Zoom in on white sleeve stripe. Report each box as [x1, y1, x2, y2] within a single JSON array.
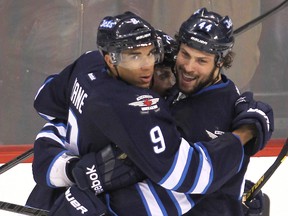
[[44, 122, 67, 137], [36, 131, 65, 147], [168, 191, 194, 215], [188, 143, 213, 193], [38, 112, 55, 121], [158, 138, 192, 189], [172, 147, 194, 190], [136, 181, 165, 216]]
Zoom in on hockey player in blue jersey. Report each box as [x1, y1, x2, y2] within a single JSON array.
[[26, 10, 272, 216], [165, 8, 269, 215], [110, 9, 269, 215]]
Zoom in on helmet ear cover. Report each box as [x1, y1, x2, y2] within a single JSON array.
[[109, 52, 120, 65]]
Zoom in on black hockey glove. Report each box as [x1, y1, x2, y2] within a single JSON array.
[[232, 91, 274, 156], [49, 185, 107, 216], [242, 180, 264, 216], [71, 144, 145, 195]]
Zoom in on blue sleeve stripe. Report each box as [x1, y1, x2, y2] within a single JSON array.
[[171, 147, 194, 190], [45, 122, 67, 138], [136, 181, 165, 216], [196, 142, 213, 193], [36, 130, 65, 147], [158, 148, 180, 185], [188, 143, 213, 193], [146, 180, 168, 216], [168, 191, 195, 215], [158, 138, 192, 189], [166, 190, 181, 215], [104, 194, 118, 216]]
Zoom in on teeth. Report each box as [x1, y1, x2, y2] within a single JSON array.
[[183, 72, 195, 79]]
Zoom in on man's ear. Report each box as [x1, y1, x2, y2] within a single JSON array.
[[104, 54, 114, 68]]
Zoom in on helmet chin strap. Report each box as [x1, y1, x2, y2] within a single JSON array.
[[112, 65, 131, 86], [209, 64, 222, 86], [113, 65, 121, 79], [215, 53, 223, 67]]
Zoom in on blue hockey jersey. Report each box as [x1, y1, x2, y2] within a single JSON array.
[[169, 77, 250, 216], [28, 51, 245, 215]]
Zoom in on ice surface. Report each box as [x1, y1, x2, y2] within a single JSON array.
[[0, 157, 287, 216]]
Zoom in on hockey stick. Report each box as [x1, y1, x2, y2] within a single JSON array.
[[243, 137, 288, 203], [0, 201, 48, 216], [234, 0, 288, 36], [0, 148, 34, 175]]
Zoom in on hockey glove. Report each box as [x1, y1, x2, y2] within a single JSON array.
[[242, 180, 264, 216], [71, 144, 145, 195], [232, 91, 274, 156], [49, 185, 107, 216]]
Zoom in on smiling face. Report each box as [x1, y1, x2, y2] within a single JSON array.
[[175, 43, 221, 94], [106, 45, 156, 88]]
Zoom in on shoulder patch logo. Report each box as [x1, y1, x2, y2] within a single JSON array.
[[129, 95, 160, 112], [88, 73, 96, 81]]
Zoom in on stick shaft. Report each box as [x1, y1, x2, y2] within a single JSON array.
[[244, 138, 288, 203], [234, 0, 288, 36], [0, 148, 34, 175], [0, 201, 49, 216]]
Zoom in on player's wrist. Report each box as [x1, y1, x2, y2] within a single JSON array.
[[49, 152, 79, 187], [66, 157, 80, 183], [232, 124, 256, 145]]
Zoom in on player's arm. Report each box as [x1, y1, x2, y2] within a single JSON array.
[[32, 119, 78, 188], [87, 85, 273, 194], [33, 118, 145, 193], [84, 96, 241, 194], [34, 63, 75, 121], [34, 51, 105, 121]]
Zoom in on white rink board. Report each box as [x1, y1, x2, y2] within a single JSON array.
[[0, 157, 287, 216]]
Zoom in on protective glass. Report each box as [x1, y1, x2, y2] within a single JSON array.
[[111, 46, 162, 70]]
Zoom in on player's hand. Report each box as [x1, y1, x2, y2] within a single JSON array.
[[49, 185, 107, 216], [71, 144, 145, 194], [242, 180, 264, 216], [232, 91, 274, 156]]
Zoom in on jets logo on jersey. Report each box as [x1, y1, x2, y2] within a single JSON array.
[[205, 130, 225, 139], [129, 95, 159, 112]]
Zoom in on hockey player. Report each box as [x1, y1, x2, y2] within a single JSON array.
[[151, 30, 177, 97], [103, 9, 270, 215], [148, 13, 267, 215], [167, 8, 268, 215], [27, 11, 272, 215]]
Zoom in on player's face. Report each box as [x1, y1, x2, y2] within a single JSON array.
[[152, 65, 175, 97], [175, 43, 220, 94], [117, 45, 156, 88]]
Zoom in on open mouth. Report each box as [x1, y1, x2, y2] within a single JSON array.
[[140, 75, 152, 84], [181, 71, 196, 82]]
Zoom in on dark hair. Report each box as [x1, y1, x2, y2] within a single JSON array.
[[222, 51, 235, 69]]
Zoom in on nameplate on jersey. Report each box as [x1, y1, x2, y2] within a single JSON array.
[[128, 95, 159, 113], [70, 78, 88, 114]]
